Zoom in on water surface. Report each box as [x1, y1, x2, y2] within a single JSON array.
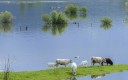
[[0, 0, 128, 72]]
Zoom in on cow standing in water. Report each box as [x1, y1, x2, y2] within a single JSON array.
[[91, 57, 106, 66]]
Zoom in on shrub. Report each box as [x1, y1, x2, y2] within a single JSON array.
[[0, 11, 13, 23], [42, 14, 51, 24], [65, 4, 78, 15], [41, 10, 68, 24], [79, 7, 87, 14], [101, 17, 112, 25], [100, 17, 112, 30]]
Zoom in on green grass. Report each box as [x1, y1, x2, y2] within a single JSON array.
[[0, 64, 128, 80]]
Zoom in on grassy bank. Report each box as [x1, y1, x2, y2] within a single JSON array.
[[0, 64, 128, 80]]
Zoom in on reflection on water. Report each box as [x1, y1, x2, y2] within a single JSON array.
[[19, 1, 26, 15], [100, 24, 112, 30], [70, 76, 77, 80], [91, 74, 105, 79], [42, 23, 68, 36], [125, 2, 128, 13], [79, 14, 87, 19], [0, 23, 12, 32], [66, 13, 78, 20], [65, 76, 77, 80]]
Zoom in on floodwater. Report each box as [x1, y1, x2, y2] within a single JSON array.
[[0, 0, 128, 73], [76, 71, 128, 80]]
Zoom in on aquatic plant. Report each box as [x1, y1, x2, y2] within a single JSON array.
[[65, 4, 78, 15], [0, 11, 13, 23], [101, 17, 112, 25], [42, 10, 68, 24], [0, 23, 12, 32], [42, 14, 51, 24], [100, 23, 112, 30], [42, 10, 68, 35], [65, 4, 78, 20], [100, 17, 112, 30], [42, 23, 68, 36], [79, 7, 87, 14]]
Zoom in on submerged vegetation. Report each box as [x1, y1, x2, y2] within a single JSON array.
[[100, 17, 112, 30], [79, 7, 87, 19], [65, 4, 88, 20], [0, 11, 13, 33], [79, 7, 87, 14], [65, 4, 78, 16], [0, 11, 13, 23], [0, 64, 128, 80], [65, 4, 78, 20], [42, 23, 68, 36], [42, 10, 68, 24], [41, 10, 68, 35], [0, 23, 12, 32]]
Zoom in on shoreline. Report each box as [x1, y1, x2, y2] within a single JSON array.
[[0, 64, 128, 80]]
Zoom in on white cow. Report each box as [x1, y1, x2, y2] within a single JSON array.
[[47, 62, 57, 68], [80, 60, 88, 67], [71, 62, 77, 75], [91, 56, 106, 66], [56, 59, 72, 67]]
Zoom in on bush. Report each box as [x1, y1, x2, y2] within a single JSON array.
[[41, 10, 68, 35], [0, 11, 13, 23], [41, 10, 68, 24], [65, 4, 78, 15], [79, 7, 87, 14], [42, 14, 51, 24], [101, 17, 112, 25], [100, 17, 112, 30]]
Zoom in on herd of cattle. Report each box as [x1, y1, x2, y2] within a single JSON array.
[[47, 56, 113, 75]]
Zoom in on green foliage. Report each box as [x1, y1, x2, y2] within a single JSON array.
[[0, 11, 13, 23], [100, 17, 112, 30], [41, 11, 68, 35], [0, 23, 12, 32], [51, 11, 59, 24], [100, 24, 112, 30], [79, 14, 87, 19], [79, 7, 87, 14], [42, 14, 51, 24], [101, 17, 112, 25], [65, 4, 78, 15], [41, 10, 68, 24], [42, 23, 68, 36]]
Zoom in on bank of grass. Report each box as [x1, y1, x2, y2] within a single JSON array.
[[0, 64, 128, 80]]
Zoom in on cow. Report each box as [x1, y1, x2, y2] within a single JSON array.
[[80, 60, 88, 67], [91, 56, 106, 66], [71, 62, 77, 75], [47, 62, 57, 68], [56, 59, 72, 67], [105, 58, 113, 65]]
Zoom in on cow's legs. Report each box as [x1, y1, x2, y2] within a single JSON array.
[[101, 62, 104, 66]]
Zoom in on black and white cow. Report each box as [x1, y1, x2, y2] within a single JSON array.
[[91, 56, 106, 66]]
